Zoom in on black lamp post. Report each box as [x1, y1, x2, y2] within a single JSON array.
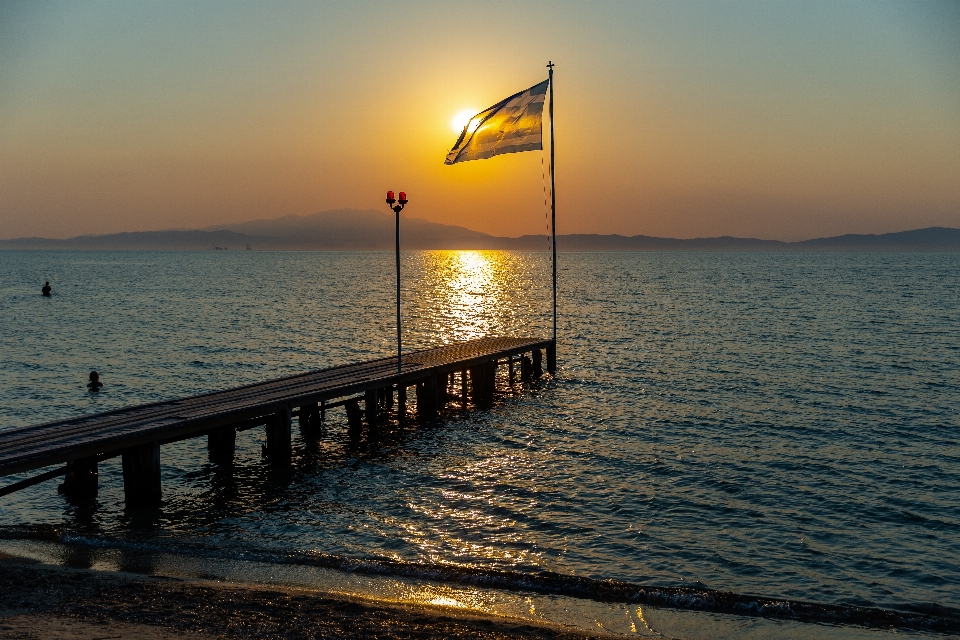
[[386, 190, 408, 378]]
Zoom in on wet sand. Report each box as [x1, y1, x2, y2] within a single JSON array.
[[0, 555, 598, 640]]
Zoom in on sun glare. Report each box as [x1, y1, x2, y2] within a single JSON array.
[[451, 109, 479, 134]]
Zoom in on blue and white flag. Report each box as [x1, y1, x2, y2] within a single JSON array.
[[445, 79, 549, 165]]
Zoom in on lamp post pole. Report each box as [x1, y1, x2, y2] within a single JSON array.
[[386, 191, 408, 379]]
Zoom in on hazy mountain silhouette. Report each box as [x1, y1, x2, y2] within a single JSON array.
[[2, 208, 958, 251], [202, 208, 501, 249]]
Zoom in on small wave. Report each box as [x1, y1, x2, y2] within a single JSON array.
[[2, 525, 957, 634]]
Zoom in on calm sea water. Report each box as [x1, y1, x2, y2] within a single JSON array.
[[1, 250, 958, 628]]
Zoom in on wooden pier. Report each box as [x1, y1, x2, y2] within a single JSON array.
[[0, 336, 556, 504]]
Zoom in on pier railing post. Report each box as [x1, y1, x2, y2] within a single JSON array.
[[265, 408, 292, 460], [208, 426, 236, 464], [122, 442, 161, 505], [58, 456, 98, 500]]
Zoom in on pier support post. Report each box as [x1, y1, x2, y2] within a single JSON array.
[[122, 442, 161, 505], [486, 361, 497, 405], [345, 399, 363, 436], [470, 362, 496, 409], [398, 385, 407, 422], [265, 408, 292, 460], [532, 349, 543, 378], [468, 366, 479, 404], [298, 402, 322, 440], [508, 357, 514, 383], [416, 375, 438, 419], [521, 355, 532, 381], [207, 426, 236, 464], [438, 373, 450, 409], [365, 389, 380, 426], [547, 343, 556, 374], [58, 456, 98, 500], [382, 387, 394, 410], [461, 370, 468, 409]]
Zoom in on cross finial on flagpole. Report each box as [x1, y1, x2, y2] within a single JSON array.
[[546, 60, 554, 70]]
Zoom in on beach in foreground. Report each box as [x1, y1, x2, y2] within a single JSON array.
[[0, 553, 597, 640]]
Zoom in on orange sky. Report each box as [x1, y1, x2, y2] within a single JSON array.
[[1, 1, 958, 241]]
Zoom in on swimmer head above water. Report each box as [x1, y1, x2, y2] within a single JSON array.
[[87, 370, 103, 391]]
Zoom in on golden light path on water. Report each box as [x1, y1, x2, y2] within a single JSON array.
[[403, 250, 549, 348], [392, 250, 554, 572]]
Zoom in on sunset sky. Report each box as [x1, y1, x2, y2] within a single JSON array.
[[1, 0, 958, 241]]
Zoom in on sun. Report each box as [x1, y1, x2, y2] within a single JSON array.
[[451, 108, 480, 134]]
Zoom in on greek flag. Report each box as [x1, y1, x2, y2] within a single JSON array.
[[445, 79, 549, 165]]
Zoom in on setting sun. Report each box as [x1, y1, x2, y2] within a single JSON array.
[[451, 108, 480, 134]]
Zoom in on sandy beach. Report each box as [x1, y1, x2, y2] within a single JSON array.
[[0, 554, 598, 640]]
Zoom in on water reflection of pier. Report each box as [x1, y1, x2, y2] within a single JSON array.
[[0, 336, 556, 506]]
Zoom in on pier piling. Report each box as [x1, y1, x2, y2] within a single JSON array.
[[416, 375, 439, 419], [265, 409, 292, 460], [533, 349, 543, 378], [439, 373, 450, 409], [521, 355, 532, 380], [207, 427, 236, 464], [298, 402, 322, 440], [58, 457, 98, 500], [122, 442, 161, 505], [469, 362, 496, 409], [382, 387, 394, 410], [345, 399, 363, 435], [365, 389, 380, 426], [547, 343, 556, 374]]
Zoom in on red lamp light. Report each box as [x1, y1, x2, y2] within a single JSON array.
[[398, 191, 407, 204], [386, 190, 395, 205]]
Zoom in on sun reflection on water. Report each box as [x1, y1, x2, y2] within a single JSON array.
[[403, 250, 550, 347]]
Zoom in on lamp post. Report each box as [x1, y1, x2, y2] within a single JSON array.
[[386, 190, 408, 379]]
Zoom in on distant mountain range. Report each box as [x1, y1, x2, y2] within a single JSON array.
[[2, 209, 958, 251]]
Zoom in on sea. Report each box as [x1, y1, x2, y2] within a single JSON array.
[[0, 250, 958, 638]]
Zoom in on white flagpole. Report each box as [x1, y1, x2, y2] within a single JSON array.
[[548, 62, 557, 348]]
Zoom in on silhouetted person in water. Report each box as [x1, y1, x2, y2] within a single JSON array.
[[41, 282, 51, 297], [87, 371, 103, 391]]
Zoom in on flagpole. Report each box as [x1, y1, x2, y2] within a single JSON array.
[[548, 61, 557, 361]]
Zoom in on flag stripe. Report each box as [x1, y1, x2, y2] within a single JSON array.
[[445, 79, 549, 165]]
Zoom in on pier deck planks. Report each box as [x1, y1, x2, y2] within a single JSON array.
[[0, 336, 553, 478]]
